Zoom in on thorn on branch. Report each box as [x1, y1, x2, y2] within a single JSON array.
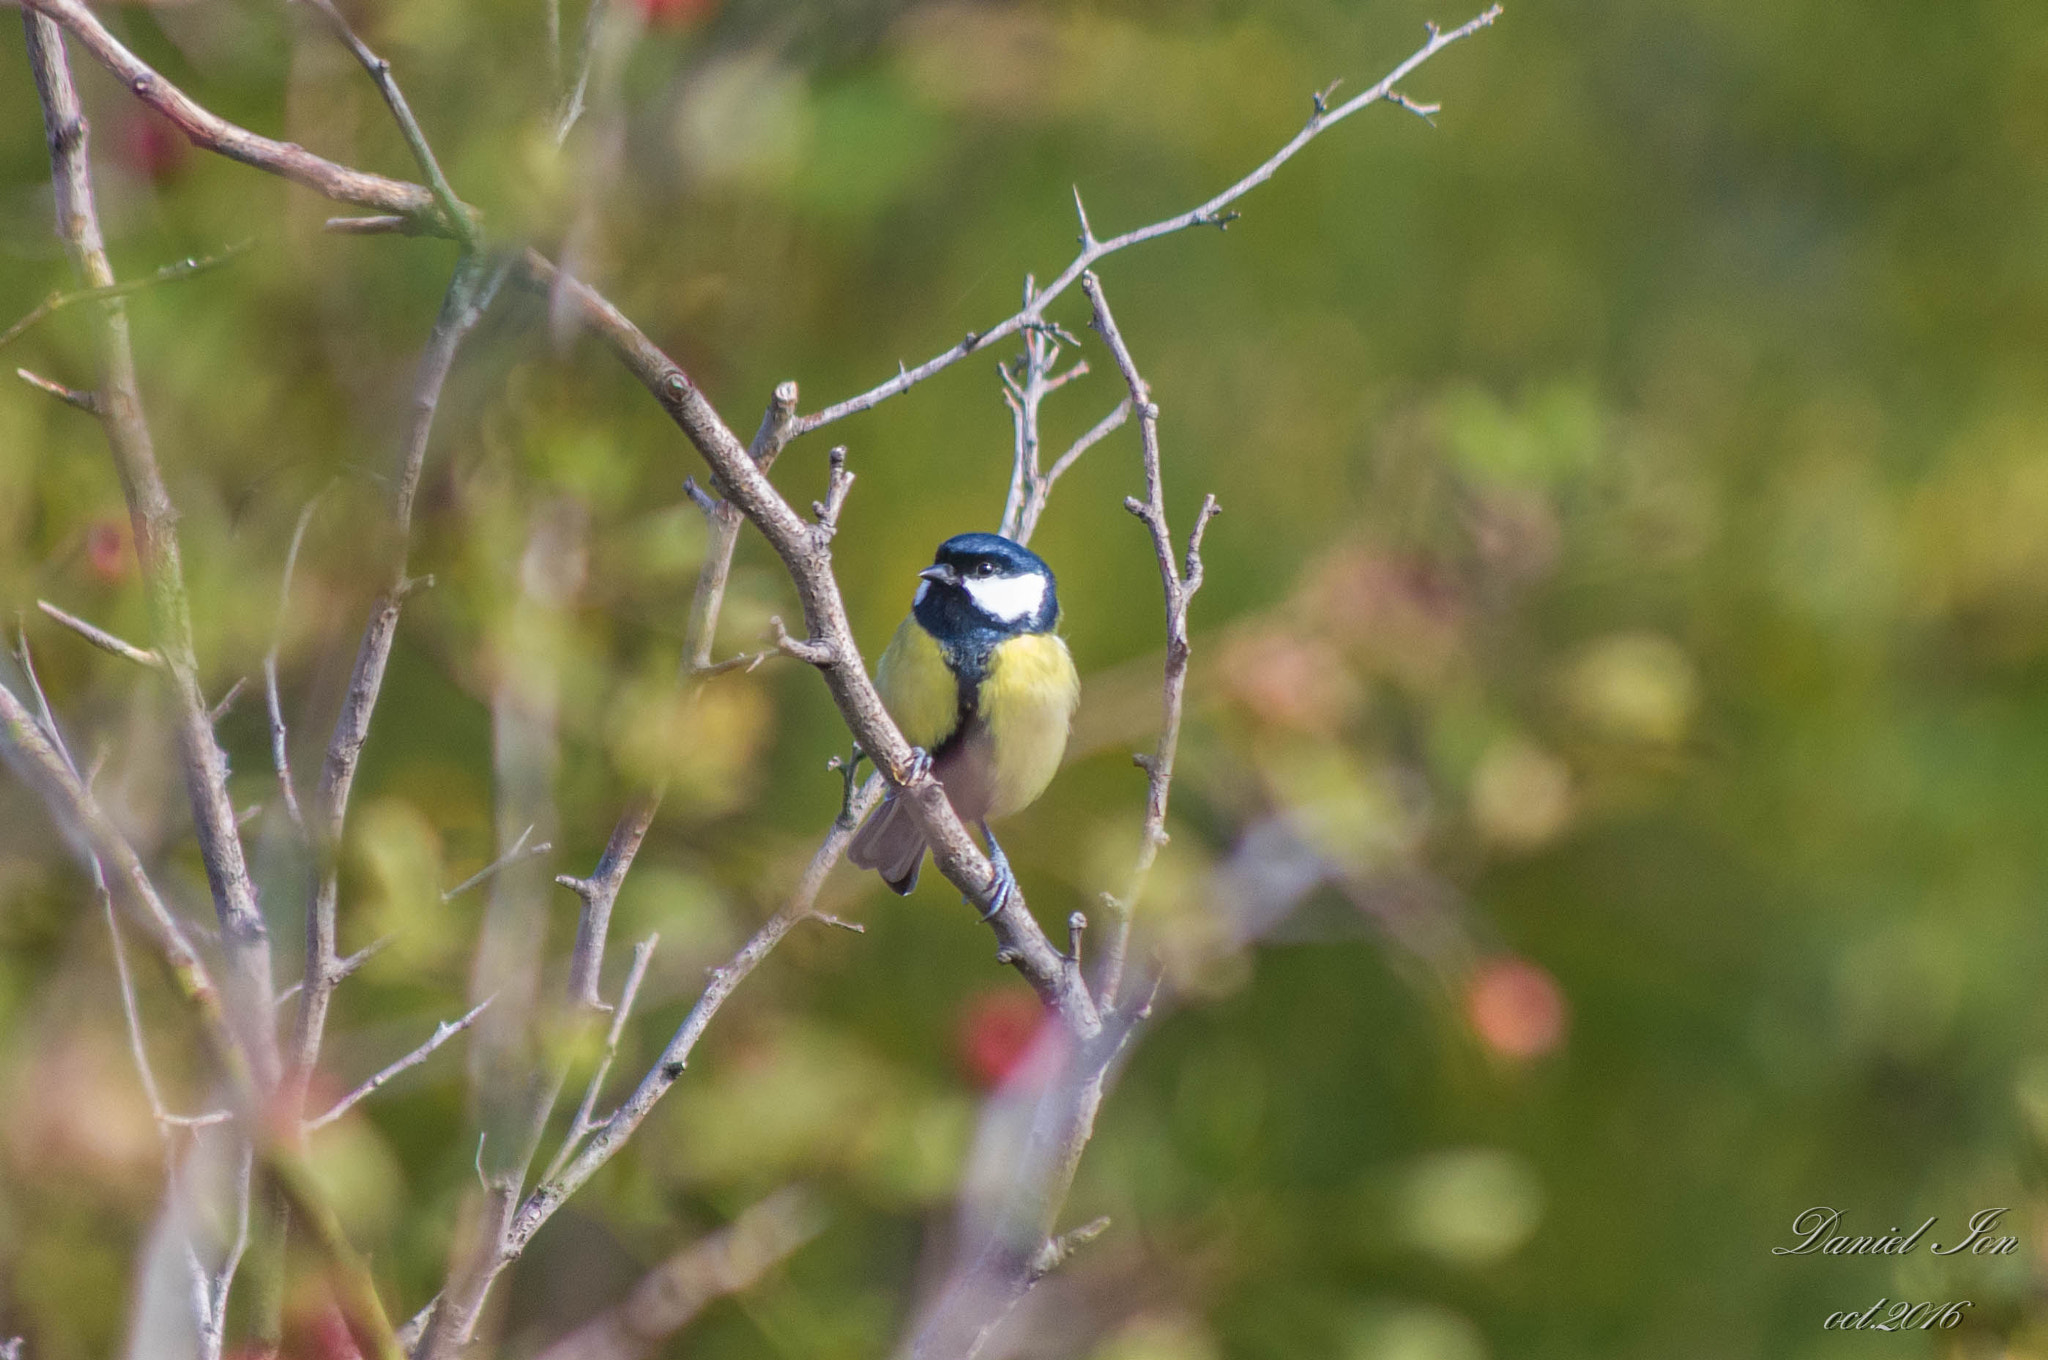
[[323, 214, 425, 236], [36, 599, 164, 670], [809, 911, 865, 934], [767, 617, 836, 667], [1072, 184, 1096, 246], [1313, 79, 1343, 116], [17, 367, 98, 414], [443, 825, 552, 902], [1067, 910, 1086, 963], [209, 676, 248, 725], [1196, 209, 1241, 231], [1028, 1217, 1112, 1282], [1385, 89, 1442, 123]]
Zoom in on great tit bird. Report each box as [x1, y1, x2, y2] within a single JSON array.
[[849, 532, 1080, 907]]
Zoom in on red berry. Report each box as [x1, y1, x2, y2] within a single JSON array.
[[1465, 955, 1568, 1059], [119, 110, 188, 186], [85, 519, 130, 583], [634, 0, 716, 27], [956, 990, 1049, 1090]]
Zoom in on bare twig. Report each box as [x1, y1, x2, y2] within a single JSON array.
[[1024, 400, 1131, 543], [36, 599, 164, 670], [208, 677, 247, 725], [794, 6, 1502, 434], [1080, 271, 1216, 1011], [294, 0, 476, 243], [304, 997, 494, 1131], [0, 677, 252, 1100], [20, 0, 450, 232], [417, 505, 578, 1360], [16, 365, 97, 412], [532, 1188, 822, 1360], [265, 491, 326, 834], [292, 253, 502, 1108], [324, 213, 428, 236], [24, 10, 281, 1089], [903, 273, 1215, 1360], [541, 935, 656, 1183], [0, 241, 251, 352], [505, 775, 882, 1269], [0, 242, 252, 354], [277, 936, 389, 1007], [205, 1143, 254, 1360], [813, 446, 855, 537], [442, 825, 553, 902]]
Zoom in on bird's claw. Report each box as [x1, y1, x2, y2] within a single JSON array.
[[978, 863, 1016, 922], [902, 747, 932, 784], [975, 821, 1015, 922]]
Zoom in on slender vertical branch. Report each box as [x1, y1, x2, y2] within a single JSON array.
[[292, 253, 502, 1108], [23, 11, 281, 1090], [266, 491, 325, 836], [1079, 272, 1217, 1011]]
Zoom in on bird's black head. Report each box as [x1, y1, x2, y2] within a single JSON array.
[[912, 532, 1059, 641]]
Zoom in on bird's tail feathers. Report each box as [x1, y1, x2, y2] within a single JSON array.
[[848, 791, 926, 895]]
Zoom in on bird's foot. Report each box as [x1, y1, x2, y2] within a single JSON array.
[[976, 822, 1015, 922], [902, 746, 932, 784]]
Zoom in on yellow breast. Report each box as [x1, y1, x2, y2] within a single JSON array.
[[875, 615, 962, 753], [977, 631, 1081, 820]]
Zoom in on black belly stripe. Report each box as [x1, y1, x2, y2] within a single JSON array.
[[933, 630, 997, 761]]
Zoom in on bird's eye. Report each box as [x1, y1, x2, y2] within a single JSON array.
[[974, 561, 996, 577]]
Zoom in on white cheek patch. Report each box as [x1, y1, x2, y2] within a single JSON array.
[[963, 572, 1046, 623]]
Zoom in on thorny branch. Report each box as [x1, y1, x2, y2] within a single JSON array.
[[1080, 271, 1219, 1011], [0, 5, 1498, 1354], [901, 271, 1209, 1360], [793, 5, 1503, 434]]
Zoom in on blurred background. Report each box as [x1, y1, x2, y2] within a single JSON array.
[[4, 0, 2048, 1356]]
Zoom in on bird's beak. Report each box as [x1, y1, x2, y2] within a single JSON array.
[[919, 564, 958, 586]]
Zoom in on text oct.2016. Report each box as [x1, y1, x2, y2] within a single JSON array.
[[1774, 1206, 2017, 1331]]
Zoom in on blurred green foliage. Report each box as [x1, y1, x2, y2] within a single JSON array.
[[4, 0, 2048, 1357]]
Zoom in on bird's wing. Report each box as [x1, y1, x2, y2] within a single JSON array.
[[875, 614, 962, 752]]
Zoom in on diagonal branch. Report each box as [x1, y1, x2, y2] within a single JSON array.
[[304, 997, 493, 1132], [532, 1188, 821, 1360], [793, 6, 1502, 434], [36, 598, 164, 670], [23, 9, 281, 1090], [512, 250, 1098, 1035], [294, 0, 477, 244], [0, 241, 252, 354], [20, 0, 451, 234]]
